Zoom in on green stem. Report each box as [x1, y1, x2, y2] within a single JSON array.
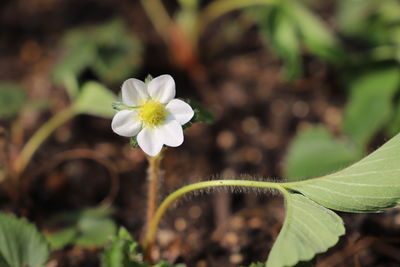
[[143, 179, 284, 254], [145, 154, 163, 234], [13, 106, 77, 175], [197, 0, 276, 36], [140, 0, 173, 43]]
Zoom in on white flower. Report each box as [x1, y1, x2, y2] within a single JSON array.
[[111, 75, 194, 156]]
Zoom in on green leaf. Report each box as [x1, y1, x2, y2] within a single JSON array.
[[0, 212, 49, 267], [285, 126, 361, 181], [266, 193, 344, 267], [285, 1, 344, 64], [336, 0, 375, 37], [75, 216, 117, 247], [101, 227, 146, 267], [185, 99, 214, 124], [0, 83, 26, 119], [112, 102, 131, 111], [47, 208, 117, 249], [342, 66, 400, 146], [130, 136, 139, 148], [101, 227, 186, 267], [61, 73, 80, 100], [337, 0, 400, 49], [285, 131, 400, 212], [53, 19, 142, 86], [74, 81, 117, 118], [46, 227, 78, 250], [255, 5, 302, 80]]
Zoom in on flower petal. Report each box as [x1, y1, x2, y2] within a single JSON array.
[[137, 127, 164, 156], [166, 99, 194, 125], [148, 74, 175, 104], [122, 78, 149, 106], [111, 110, 142, 137], [157, 119, 183, 147]]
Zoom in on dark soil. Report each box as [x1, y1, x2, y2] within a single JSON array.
[[1, 0, 399, 266]]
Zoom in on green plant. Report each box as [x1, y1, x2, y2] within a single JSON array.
[[101, 227, 185, 267], [12, 81, 117, 177], [139, 0, 279, 71], [2, 72, 399, 266], [53, 19, 142, 96], [0, 83, 26, 119], [253, 0, 344, 80], [142, 131, 400, 267], [46, 207, 117, 249], [0, 213, 49, 267], [284, 126, 361, 181], [284, 0, 400, 182], [105, 74, 400, 267]]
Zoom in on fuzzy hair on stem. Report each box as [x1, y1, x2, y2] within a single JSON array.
[[143, 177, 288, 260]]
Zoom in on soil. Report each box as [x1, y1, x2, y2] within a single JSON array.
[[1, 0, 399, 266]]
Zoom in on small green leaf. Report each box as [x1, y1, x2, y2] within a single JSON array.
[[342, 66, 400, 146], [53, 19, 142, 85], [285, 131, 400, 212], [46, 227, 78, 250], [285, 126, 361, 181], [337, 0, 400, 49], [74, 81, 117, 118], [130, 136, 139, 148], [112, 102, 131, 111], [254, 5, 302, 80], [101, 227, 186, 267], [336, 0, 374, 37], [75, 216, 117, 247], [48, 208, 117, 249], [0, 83, 26, 119], [101, 227, 145, 267], [266, 193, 344, 267], [185, 99, 214, 124], [61, 73, 80, 100], [0, 212, 49, 267], [145, 74, 153, 84], [285, 1, 344, 64]]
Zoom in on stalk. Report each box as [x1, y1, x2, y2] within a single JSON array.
[[143, 179, 284, 260], [140, 0, 173, 43], [13, 106, 77, 176], [145, 154, 163, 230], [197, 0, 276, 36]]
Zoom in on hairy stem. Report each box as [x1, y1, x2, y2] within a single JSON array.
[[144, 152, 164, 262], [13, 106, 77, 176], [143, 179, 284, 256]]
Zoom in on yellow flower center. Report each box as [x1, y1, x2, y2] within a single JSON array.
[[139, 100, 167, 127]]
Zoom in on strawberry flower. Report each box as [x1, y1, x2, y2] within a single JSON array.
[[111, 75, 194, 156]]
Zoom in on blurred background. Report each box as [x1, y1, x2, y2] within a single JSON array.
[[0, 0, 399, 266]]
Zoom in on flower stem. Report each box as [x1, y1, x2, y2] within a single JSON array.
[[13, 106, 77, 176], [145, 152, 164, 243], [143, 179, 284, 258]]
